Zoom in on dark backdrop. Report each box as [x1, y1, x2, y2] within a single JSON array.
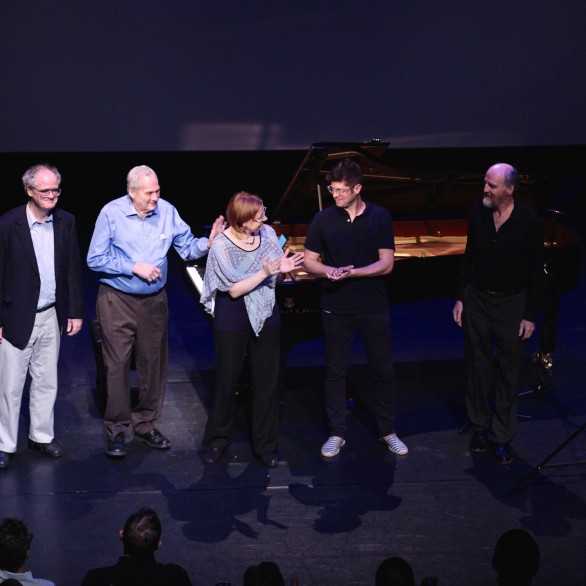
[[1, 1, 585, 152]]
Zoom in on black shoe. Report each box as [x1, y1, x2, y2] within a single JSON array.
[[28, 439, 63, 458], [493, 442, 513, 465], [105, 434, 126, 458], [202, 447, 224, 464], [260, 451, 278, 469], [469, 431, 488, 453], [135, 429, 171, 449], [0, 451, 10, 469]]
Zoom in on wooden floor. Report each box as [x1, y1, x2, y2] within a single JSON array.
[[1, 254, 585, 586]]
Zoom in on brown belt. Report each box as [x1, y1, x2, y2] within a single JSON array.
[[102, 283, 164, 299]]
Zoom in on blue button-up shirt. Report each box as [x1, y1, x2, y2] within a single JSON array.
[[87, 195, 209, 294], [26, 204, 56, 309]]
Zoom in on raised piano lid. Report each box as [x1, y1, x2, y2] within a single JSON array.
[[271, 140, 542, 225]]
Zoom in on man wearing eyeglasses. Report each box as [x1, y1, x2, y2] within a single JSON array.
[[303, 158, 408, 459], [87, 165, 226, 458], [0, 164, 84, 470]]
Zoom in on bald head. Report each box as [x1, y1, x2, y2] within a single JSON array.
[[487, 163, 519, 193], [483, 163, 518, 210]]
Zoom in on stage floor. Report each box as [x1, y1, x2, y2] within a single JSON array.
[[1, 254, 585, 585]]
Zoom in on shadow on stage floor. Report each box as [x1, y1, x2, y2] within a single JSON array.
[[1, 254, 585, 585]]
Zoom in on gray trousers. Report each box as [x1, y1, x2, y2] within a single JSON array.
[[0, 308, 60, 452]]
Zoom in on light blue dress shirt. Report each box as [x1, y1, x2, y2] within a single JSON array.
[[0, 568, 55, 586], [87, 195, 209, 295], [26, 204, 56, 309]]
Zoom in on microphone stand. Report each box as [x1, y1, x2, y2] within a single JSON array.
[[506, 210, 585, 497], [518, 209, 574, 415]]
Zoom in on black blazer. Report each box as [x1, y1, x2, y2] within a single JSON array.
[[0, 204, 84, 350]]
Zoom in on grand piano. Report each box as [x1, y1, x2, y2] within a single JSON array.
[[186, 141, 581, 364]]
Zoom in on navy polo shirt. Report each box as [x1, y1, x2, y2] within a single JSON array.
[[304, 202, 395, 315]]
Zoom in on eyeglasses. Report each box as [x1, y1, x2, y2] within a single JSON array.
[[327, 185, 354, 196], [31, 187, 61, 196]]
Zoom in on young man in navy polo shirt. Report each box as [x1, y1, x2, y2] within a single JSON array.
[[303, 158, 408, 458]]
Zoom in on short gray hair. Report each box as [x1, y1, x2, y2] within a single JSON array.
[[127, 165, 156, 191], [22, 164, 61, 190]]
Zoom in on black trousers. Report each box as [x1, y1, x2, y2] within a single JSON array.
[[463, 286, 528, 444], [322, 310, 396, 439], [203, 324, 280, 454]]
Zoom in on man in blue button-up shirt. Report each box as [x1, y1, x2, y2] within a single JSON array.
[[87, 165, 226, 458]]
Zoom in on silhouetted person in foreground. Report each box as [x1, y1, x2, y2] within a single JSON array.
[[492, 528, 540, 585], [0, 517, 54, 585], [81, 507, 192, 585], [243, 561, 285, 586], [243, 560, 303, 586], [375, 556, 416, 586]]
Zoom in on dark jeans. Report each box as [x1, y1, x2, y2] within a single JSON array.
[[203, 324, 280, 454], [463, 285, 528, 444], [322, 309, 396, 438]]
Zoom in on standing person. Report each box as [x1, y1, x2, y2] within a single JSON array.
[[0, 517, 55, 585], [200, 192, 304, 468], [87, 165, 226, 458], [0, 164, 83, 470], [303, 158, 408, 458], [81, 507, 192, 585], [453, 163, 544, 464]]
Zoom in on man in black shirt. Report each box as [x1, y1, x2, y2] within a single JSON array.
[[453, 163, 544, 464], [303, 158, 408, 459], [81, 508, 191, 585]]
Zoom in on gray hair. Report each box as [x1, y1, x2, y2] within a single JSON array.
[[127, 165, 156, 191], [22, 164, 61, 190]]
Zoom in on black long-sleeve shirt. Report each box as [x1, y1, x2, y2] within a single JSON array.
[[458, 200, 544, 322], [81, 555, 192, 585]]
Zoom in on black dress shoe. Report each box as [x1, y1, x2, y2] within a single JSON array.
[[105, 433, 126, 458], [260, 451, 278, 469], [202, 447, 224, 464], [469, 431, 488, 453], [493, 442, 513, 465], [0, 451, 10, 469], [28, 439, 63, 458], [135, 429, 171, 449]]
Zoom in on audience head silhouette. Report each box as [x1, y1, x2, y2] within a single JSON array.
[[0, 518, 33, 573], [375, 557, 416, 586], [492, 529, 540, 585], [80, 506, 191, 584], [121, 507, 162, 559], [243, 561, 286, 586]]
